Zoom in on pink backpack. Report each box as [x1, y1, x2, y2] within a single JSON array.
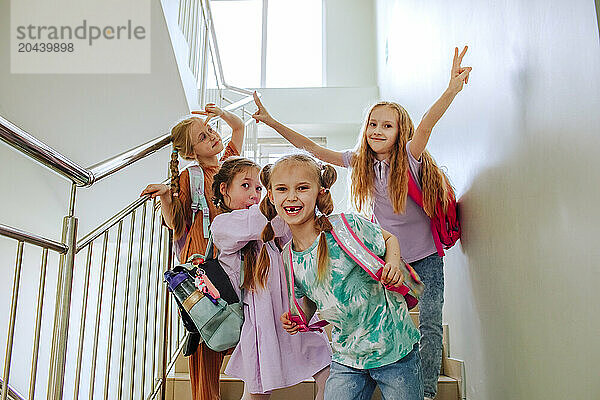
[[281, 213, 424, 332], [407, 172, 461, 256]]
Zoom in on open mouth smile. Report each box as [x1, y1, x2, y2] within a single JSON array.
[[283, 205, 303, 216]]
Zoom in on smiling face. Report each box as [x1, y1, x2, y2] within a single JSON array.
[[188, 119, 224, 159], [268, 162, 320, 227], [365, 105, 399, 160], [221, 167, 262, 210]]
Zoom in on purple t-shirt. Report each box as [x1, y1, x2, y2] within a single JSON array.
[[342, 141, 437, 263]]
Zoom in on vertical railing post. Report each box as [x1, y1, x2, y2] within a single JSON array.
[[199, 21, 210, 108], [159, 228, 174, 400], [47, 183, 78, 400]]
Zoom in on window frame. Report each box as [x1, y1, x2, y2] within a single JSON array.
[[211, 0, 324, 88]]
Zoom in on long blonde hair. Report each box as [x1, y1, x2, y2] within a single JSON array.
[[256, 154, 337, 288], [350, 102, 452, 217], [169, 117, 204, 237]]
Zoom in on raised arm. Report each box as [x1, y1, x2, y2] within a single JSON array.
[[252, 92, 346, 167], [410, 46, 472, 160], [193, 103, 245, 152]]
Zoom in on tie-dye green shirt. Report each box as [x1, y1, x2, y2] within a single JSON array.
[[291, 214, 420, 369]]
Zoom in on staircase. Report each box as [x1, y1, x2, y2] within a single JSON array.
[[0, 1, 467, 399], [165, 307, 465, 400]]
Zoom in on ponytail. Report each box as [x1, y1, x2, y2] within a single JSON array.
[[241, 241, 258, 290], [248, 164, 277, 290], [314, 164, 337, 280]]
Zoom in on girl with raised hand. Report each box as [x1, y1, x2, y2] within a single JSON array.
[[210, 156, 331, 400], [253, 47, 472, 400], [140, 103, 244, 400], [258, 153, 423, 400]]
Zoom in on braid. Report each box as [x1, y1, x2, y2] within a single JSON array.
[[169, 149, 186, 237], [169, 150, 180, 196]]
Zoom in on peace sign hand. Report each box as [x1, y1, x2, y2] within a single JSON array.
[[192, 103, 224, 124], [448, 46, 472, 94], [252, 91, 274, 125]]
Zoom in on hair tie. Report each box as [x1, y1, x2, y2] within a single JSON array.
[[172, 150, 178, 154], [172, 192, 179, 197]]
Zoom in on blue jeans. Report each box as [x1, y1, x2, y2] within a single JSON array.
[[411, 254, 444, 399], [323, 344, 423, 400]]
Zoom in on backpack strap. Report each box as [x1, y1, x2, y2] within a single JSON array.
[[205, 233, 245, 304], [281, 242, 328, 333], [406, 171, 445, 257], [187, 165, 211, 239], [329, 213, 423, 309]]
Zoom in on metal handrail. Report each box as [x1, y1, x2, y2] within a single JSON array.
[[0, 116, 92, 186], [76, 181, 167, 253], [87, 134, 171, 185], [0, 379, 26, 400], [1, 104, 251, 190], [0, 223, 68, 254]]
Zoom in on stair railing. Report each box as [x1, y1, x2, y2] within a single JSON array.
[[0, 1, 260, 399]]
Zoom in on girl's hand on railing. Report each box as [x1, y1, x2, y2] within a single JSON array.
[[252, 91, 274, 126], [192, 103, 224, 124], [140, 184, 170, 198]]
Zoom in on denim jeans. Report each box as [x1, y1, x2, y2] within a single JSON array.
[[411, 253, 444, 399], [323, 343, 423, 400]]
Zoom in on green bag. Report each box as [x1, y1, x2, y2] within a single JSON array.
[[165, 237, 244, 352]]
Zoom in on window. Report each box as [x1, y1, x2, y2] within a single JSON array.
[[211, 0, 323, 88], [254, 136, 327, 164]]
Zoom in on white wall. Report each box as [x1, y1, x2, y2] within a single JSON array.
[[324, 0, 377, 87], [375, 0, 600, 399]]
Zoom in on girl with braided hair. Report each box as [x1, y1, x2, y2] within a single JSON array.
[[254, 47, 472, 400], [140, 103, 244, 400], [209, 156, 331, 400], [259, 153, 423, 400]]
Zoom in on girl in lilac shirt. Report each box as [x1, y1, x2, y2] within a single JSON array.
[[251, 47, 472, 400], [210, 157, 331, 400]]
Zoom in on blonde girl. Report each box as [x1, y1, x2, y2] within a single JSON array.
[[141, 103, 244, 400], [252, 47, 472, 400], [209, 156, 331, 400], [259, 153, 423, 400]]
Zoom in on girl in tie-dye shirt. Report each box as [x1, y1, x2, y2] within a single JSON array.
[[255, 154, 423, 400]]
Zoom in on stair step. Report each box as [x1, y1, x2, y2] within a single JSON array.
[[167, 373, 315, 400], [166, 372, 460, 400]]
